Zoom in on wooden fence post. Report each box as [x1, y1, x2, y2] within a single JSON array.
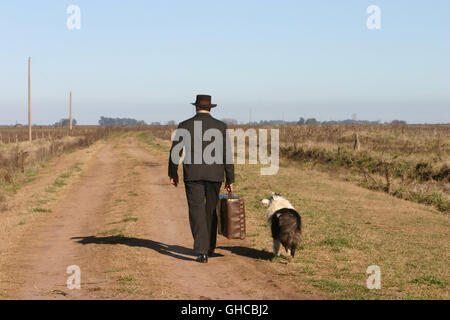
[[353, 132, 361, 152], [69, 91, 73, 132], [28, 57, 32, 142]]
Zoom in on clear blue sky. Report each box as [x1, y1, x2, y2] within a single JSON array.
[[1, 0, 449, 125]]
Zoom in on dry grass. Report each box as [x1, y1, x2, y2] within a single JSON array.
[[140, 131, 449, 300], [234, 161, 449, 299], [0, 125, 148, 144], [139, 123, 450, 213], [0, 126, 146, 194]]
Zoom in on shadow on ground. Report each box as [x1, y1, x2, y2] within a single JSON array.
[[71, 236, 273, 262], [217, 246, 274, 261], [72, 236, 196, 261], [141, 161, 161, 168]]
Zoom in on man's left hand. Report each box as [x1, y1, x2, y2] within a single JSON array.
[[170, 177, 179, 187], [225, 183, 233, 193]]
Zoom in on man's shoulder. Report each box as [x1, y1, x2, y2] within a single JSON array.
[[179, 115, 227, 129], [178, 116, 195, 127], [209, 116, 228, 128]]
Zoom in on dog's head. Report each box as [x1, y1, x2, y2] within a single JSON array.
[[261, 192, 294, 222], [261, 192, 283, 208]]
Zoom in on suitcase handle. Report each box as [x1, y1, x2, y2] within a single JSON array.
[[228, 191, 233, 199]]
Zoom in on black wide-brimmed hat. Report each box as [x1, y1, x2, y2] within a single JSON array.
[[191, 94, 217, 108]]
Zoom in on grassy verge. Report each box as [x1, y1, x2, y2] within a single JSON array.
[[140, 133, 450, 300], [136, 132, 166, 155], [282, 146, 449, 213], [234, 162, 449, 299]]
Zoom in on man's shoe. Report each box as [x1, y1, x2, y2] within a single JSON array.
[[196, 254, 208, 263]]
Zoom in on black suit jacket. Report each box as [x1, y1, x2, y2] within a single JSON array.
[[168, 113, 234, 184]]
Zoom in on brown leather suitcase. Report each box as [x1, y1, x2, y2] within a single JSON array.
[[216, 192, 246, 240]]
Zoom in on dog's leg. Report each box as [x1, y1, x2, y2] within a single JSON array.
[[285, 248, 292, 262], [272, 239, 281, 256], [288, 247, 296, 263]]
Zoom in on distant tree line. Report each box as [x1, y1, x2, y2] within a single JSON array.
[[221, 118, 239, 125], [146, 121, 177, 126], [247, 118, 407, 125], [297, 117, 383, 125], [297, 118, 407, 125], [95, 116, 407, 127], [99, 117, 146, 126], [54, 118, 77, 127]]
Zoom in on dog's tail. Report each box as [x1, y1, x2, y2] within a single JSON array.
[[296, 214, 302, 235]]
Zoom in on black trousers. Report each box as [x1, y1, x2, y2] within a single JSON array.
[[184, 181, 222, 255]]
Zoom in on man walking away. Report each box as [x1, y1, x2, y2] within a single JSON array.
[[168, 94, 234, 263]]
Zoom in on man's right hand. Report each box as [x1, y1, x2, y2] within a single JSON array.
[[170, 177, 179, 187]]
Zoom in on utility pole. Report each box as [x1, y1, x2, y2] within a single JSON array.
[[28, 57, 32, 142], [69, 91, 73, 131], [249, 108, 252, 124]]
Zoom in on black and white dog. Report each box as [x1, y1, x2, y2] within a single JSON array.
[[261, 193, 302, 261]]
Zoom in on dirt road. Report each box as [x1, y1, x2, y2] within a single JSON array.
[[0, 134, 321, 299]]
